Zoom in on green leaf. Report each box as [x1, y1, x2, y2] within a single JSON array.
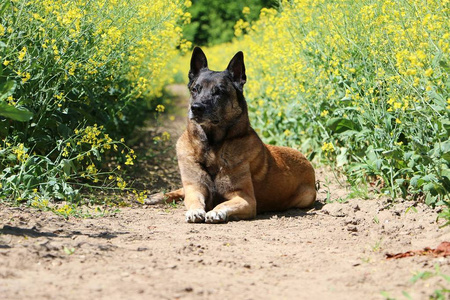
[[0, 102, 33, 121], [439, 60, 450, 73], [0, 0, 10, 15], [441, 140, 450, 162], [443, 152, 450, 162], [60, 159, 76, 177], [63, 246, 75, 255], [326, 117, 359, 133], [410, 271, 434, 283], [0, 80, 16, 101], [410, 175, 421, 187], [336, 147, 348, 167]]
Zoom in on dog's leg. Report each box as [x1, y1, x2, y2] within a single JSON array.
[[184, 185, 209, 223], [144, 188, 184, 205], [205, 192, 256, 223], [290, 185, 316, 209]]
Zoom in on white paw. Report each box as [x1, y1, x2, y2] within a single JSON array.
[[205, 210, 228, 223], [185, 209, 206, 223]]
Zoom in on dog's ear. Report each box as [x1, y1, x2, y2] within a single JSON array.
[[226, 51, 246, 91], [189, 47, 208, 82]]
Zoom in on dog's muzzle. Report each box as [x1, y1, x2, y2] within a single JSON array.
[[190, 103, 206, 117], [189, 103, 219, 125]]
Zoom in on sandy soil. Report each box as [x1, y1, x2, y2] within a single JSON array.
[[1, 85, 449, 300]]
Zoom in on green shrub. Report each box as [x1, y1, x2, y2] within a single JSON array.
[[183, 0, 278, 46], [0, 0, 188, 207]]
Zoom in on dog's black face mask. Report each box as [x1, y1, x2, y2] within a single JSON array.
[[187, 47, 247, 127]]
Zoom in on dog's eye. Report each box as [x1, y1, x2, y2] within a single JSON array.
[[191, 85, 201, 95], [212, 87, 222, 96]]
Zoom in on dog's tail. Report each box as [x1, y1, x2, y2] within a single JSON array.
[[144, 188, 185, 205]]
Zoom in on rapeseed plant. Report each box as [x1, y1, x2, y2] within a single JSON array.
[[0, 0, 189, 209]]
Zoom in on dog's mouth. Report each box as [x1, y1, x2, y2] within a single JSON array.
[[189, 112, 220, 125], [191, 116, 220, 125]]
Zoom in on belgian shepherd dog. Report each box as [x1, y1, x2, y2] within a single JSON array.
[[149, 47, 316, 223]]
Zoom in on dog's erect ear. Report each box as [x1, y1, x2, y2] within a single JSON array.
[[226, 51, 246, 91], [189, 47, 208, 82]]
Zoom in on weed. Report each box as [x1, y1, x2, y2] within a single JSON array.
[[372, 239, 383, 252], [63, 246, 76, 255], [410, 265, 450, 300], [373, 215, 380, 224]]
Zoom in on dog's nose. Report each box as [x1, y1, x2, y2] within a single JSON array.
[[191, 103, 205, 116]]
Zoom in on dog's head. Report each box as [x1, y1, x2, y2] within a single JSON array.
[[187, 47, 247, 127]]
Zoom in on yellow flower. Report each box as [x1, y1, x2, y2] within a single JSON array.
[[3, 60, 10, 66], [424, 68, 433, 77], [116, 177, 127, 189], [125, 154, 134, 165], [22, 72, 31, 83], [0, 24, 4, 36], [18, 46, 27, 61], [242, 7, 250, 15], [162, 131, 171, 141], [320, 110, 329, 117], [156, 104, 165, 112], [321, 142, 335, 153], [395, 118, 402, 124], [12, 143, 28, 162]]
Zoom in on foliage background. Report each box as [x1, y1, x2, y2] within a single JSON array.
[[0, 0, 189, 211], [183, 0, 278, 46]]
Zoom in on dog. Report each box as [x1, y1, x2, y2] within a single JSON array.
[[148, 47, 316, 223]]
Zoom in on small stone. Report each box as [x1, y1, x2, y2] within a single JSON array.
[[347, 225, 358, 232]]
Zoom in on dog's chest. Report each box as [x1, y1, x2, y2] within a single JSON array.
[[201, 149, 226, 180]]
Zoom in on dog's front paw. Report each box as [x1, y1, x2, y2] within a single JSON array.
[[205, 210, 228, 223], [185, 209, 206, 223]]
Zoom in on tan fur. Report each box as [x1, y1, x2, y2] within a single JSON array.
[[176, 126, 316, 223]]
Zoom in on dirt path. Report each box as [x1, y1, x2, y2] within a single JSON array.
[[1, 85, 449, 300]]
